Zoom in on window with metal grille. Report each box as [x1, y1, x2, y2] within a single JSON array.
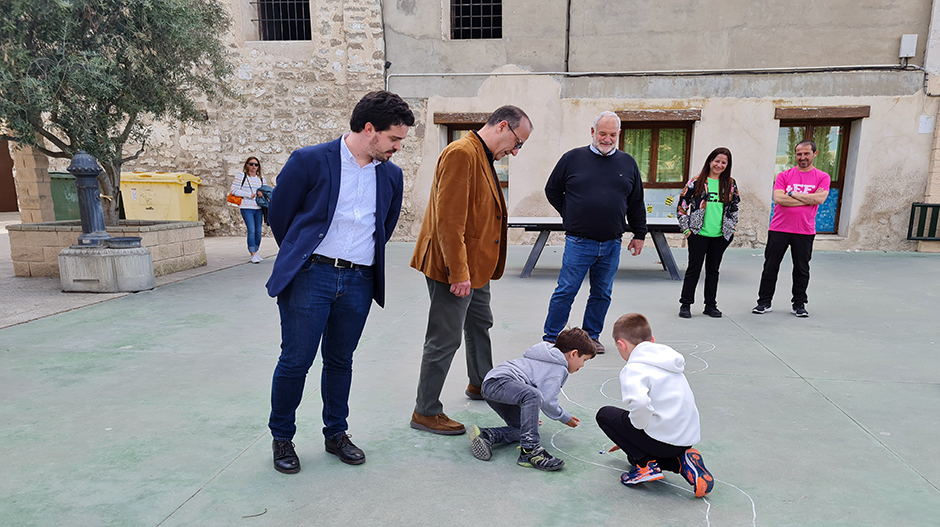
[[252, 0, 311, 41], [451, 0, 502, 40]]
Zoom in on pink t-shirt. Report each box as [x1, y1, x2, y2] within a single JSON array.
[[770, 167, 830, 235]]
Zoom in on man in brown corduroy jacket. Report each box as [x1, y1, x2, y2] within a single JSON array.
[[410, 105, 533, 435]]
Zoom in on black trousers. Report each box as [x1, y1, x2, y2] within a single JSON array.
[[596, 406, 688, 472], [757, 230, 815, 306], [679, 233, 732, 307]]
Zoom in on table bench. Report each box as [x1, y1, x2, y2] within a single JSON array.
[[507, 217, 682, 280]]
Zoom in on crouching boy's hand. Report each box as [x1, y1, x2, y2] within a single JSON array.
[[565, 416, 580, 428]]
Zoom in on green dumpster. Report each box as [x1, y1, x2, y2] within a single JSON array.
[[49, 171, 80, 221]]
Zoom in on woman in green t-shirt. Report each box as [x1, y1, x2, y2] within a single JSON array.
[[676, 147, 740, 318]]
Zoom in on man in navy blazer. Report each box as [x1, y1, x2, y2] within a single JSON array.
[[265, 91, 414, 474]]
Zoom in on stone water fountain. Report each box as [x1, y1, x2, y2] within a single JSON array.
[[57, 151, 155, 292]]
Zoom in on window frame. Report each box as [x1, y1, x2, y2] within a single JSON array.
[[250, 0, 312, 42], [776, 119, 852, 235], [450, 0, 503, 40], [615, 110, 700, 189], [619, 121, 694, 189], [774, 106, 869, 236]]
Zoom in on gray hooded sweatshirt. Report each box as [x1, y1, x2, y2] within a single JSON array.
[[483, 341, 572, 424]]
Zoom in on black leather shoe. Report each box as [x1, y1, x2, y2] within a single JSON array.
[[325, 433, 365, 465], [679, 304, 692, 318], [703, 306, 723, 318], [273, 440, 300, 474]]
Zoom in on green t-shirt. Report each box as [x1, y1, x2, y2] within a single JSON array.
[[699, 178, 724, 237]]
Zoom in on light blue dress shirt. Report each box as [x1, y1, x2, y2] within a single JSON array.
[[315, 133, 379, 265]]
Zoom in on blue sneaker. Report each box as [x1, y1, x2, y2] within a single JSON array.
[[621, 461, 664, 486], [679, 448, 714, 497]]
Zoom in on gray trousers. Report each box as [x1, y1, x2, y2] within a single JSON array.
[[414, 277, 494, 416]]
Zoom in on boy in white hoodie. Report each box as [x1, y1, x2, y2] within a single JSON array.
[[468, 328, 595, 471], [597, 313, 714, 497]]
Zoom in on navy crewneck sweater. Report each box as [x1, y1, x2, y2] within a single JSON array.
[[545, 146, 648, 241]]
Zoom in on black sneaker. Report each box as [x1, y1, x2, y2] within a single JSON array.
[[703, 306, 722, 318], [791, 304, 809, 317], [517, 446, 565, 471], [752, 304, 772, 314], [679, 304, 692, 318]]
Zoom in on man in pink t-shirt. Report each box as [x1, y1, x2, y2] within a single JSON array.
[[753, 140, 830, 317]]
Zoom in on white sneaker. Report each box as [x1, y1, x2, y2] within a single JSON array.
[[251, 253, 262, 263]]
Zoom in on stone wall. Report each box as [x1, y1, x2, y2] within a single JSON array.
[[8, 221, 206, 278], [48, 0, 390, 237]]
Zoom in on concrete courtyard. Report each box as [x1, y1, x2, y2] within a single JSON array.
[[1, 227, 938, 526]]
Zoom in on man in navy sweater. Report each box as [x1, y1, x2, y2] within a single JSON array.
[[543, 111, 648, 353]]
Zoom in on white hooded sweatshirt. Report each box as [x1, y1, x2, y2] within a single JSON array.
[[620, 341, 701, 447]]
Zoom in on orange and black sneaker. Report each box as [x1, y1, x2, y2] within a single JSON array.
[[620, 461, 664, 486], [679, 448, 714, 497]]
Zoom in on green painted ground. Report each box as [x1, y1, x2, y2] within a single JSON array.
[[1, 244, 938, 526]]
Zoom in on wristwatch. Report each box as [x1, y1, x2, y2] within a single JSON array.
[[787, 190, 793, 197]]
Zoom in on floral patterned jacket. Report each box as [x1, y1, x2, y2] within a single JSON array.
[[676, 176, 740, 240]]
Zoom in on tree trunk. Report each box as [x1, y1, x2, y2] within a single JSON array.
[[100, 162, 122, 226]]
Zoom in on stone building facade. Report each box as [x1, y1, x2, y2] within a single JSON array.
[[16, 0, 940, 253], [44, 0, 405, 237]]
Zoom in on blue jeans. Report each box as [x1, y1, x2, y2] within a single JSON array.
[[269, 258, 374, 441], [543, 235, 622, 341], [240, 208, 263, 253], [481, 377, 542, 450]]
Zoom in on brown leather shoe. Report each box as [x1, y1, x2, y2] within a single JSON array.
[[465, 383, 484, 400], [410, 411, 466, 435]]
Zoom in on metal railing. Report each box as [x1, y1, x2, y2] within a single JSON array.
[[907, 202, 940, 241]]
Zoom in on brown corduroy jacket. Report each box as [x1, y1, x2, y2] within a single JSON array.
[[410, 131, 508, 288]]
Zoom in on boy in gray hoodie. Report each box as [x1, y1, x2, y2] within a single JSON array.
[[468, 328, 595, 471]]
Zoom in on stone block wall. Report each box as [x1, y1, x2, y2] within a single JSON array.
[[44, 0, 394, 238], [7, 221, 206, 278], [11, 145, 55, 223]]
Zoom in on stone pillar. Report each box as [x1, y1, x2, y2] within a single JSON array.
[[919, 0, 940, 252], [11, 144, 55, 223]]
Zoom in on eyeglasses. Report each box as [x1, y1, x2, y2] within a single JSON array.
[[247, 162, 259, 167], [506, 122, 524, 151]]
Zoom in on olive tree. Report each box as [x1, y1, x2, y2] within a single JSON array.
[[0, 0, 237, 224]]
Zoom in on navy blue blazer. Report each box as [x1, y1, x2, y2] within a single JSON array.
[[264, 137, 404, 307]]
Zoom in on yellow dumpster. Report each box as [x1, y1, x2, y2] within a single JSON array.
[[121, 172, 202, 221]]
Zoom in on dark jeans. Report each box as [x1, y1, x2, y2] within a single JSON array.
[[481, 377, 542, 450], [680, 233, 732, 307], [415, 277, 493, 416], [240, 208, 263, 253], [596, 406, 687, 472], [757, 230, 815, 306], [269, 258, 374, 441]]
